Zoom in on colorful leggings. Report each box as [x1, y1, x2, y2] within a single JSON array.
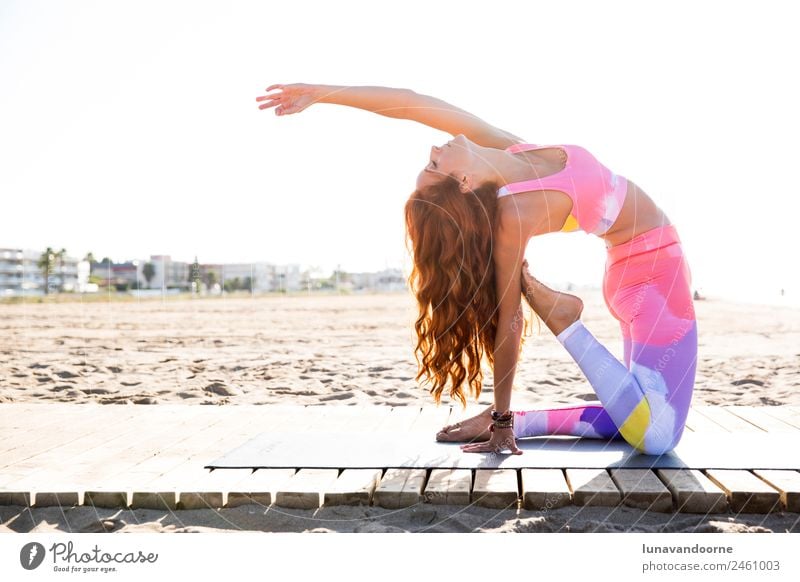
[[512, 224, 698, 455]]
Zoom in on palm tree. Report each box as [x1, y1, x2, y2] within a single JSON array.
[[142, 262, 155, 289], [56, 247, 67, 292], [204, 270, 217, 292], [37, 248, 55, 295]]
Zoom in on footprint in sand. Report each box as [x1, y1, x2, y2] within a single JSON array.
[[133, 397, 158, 404], [319, 393, 354, 401], [203, 381, 240, 396], [81, 388, 116, 395], [79, 519, 125, 533], [368, 366, 392, 373], [731, 379, 765, 386]]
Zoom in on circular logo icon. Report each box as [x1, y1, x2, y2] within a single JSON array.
[[20, 542, 46, 570]]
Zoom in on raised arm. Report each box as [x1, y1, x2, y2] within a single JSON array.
[[257, 83, 526, 149]]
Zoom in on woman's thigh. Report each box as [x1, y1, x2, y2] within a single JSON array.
[[603, 242, 698, 440]]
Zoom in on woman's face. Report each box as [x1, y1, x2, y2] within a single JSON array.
[[415, 133, 477, 191]]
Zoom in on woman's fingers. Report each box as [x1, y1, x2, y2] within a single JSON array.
[[460, 439, 523, 455], [265, 84, 284, 92]]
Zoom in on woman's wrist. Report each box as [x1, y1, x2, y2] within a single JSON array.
[[489, 409, 514, 432]]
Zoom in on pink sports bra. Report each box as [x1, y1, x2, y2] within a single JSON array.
[[497, 143, 628, 236]]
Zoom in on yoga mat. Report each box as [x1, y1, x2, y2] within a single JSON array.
[[206, 430, 800, 470]]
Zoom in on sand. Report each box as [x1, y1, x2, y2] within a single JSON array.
[[1, 289, 799, 533]]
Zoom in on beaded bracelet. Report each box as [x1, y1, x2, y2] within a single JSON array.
[[489, 409, 514, 432]]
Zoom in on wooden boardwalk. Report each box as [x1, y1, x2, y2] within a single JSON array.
[[1, 403, 799, 514]]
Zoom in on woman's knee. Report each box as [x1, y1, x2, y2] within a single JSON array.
[[637, 437, 676, 456], [637, 423, 686, 456]]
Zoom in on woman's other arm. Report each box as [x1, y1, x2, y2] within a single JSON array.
[[490, 217, 529, 414], [257, 83, 526, 149], [457, 219, 528, 455]]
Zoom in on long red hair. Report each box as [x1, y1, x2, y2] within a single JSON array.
[[404, 174, 534, 409]]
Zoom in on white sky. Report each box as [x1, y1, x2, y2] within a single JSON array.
[[1, 0, 798, 301]]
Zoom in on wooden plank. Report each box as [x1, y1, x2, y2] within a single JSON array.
[[368, 408, 429, 510], [609, 468, 673, 512], [321, 406, 413, 507], [178, 469, 255, 509], [684, 407, 727, 433], [274, 468, 340, 509], [704, 469, 782, 513], [2, 405, 209, 507], [268, 405, 343, 510], [723, 406, 799, 433], [176, 406, 299, 509], [693, 406, 764, 433], [324, 469, 383, 506], [134, 406, 295, 510], [472, 469, 519, 509], [423, 469, 472, 505], [520, 468, 571, 510], [656, 469, 728, 514], [761, 406, 800, 431], [226, 468, 296, 508], [373, 468, 427, 509], [81, 406, 247, 509], [0, 404, 145, 469], [0, 404, 111, 460], [566, 469, 622, 506], [4, 404, 202, 473], [80, 406, 224, 505], [224, 405, 328, 508], [752, 470, 800, 512]]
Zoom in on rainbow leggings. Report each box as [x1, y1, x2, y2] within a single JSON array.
[[512, 224, 698, 455]]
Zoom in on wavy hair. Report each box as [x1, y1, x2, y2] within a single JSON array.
[[404, 173, 535, 409]]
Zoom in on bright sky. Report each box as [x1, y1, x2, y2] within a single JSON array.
[[2, 0, 797, 302]]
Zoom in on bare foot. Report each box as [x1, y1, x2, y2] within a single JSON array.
[[436, 406, 492, 442], [520, 259, 584, 336]]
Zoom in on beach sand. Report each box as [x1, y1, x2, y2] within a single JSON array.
[[1, 290, 799, 533]]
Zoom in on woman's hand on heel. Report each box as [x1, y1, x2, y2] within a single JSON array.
[[256, 83, 319, 116]]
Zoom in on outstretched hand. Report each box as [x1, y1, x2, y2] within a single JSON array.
[[460, 426, 523, 455], [256, 83, 319, 116]]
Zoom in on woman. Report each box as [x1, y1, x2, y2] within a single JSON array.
[[256, 83, 698, 457]]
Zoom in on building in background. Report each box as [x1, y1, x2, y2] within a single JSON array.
[[146, 255, 190, 292], [2, 246, 405, 296], [0, 247, 84, 296], [90, 258, 143, 291], [348, 268, 406, 292]]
